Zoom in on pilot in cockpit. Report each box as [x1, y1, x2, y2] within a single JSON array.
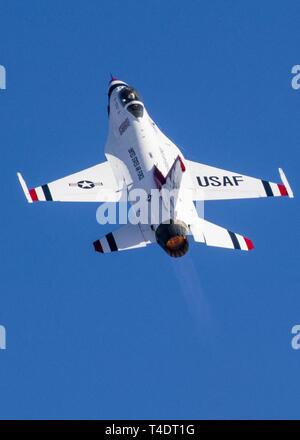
[[120, 87, 140, 105], [127, 91, 136, 100]]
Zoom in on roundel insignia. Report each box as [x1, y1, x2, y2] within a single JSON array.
[[77, 180, 95, 189]]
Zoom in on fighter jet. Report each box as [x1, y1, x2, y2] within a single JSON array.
[[17, 77, 294, 257]]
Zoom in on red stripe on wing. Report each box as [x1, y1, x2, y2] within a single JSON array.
[[29, 188, 38, 202], [244, 237, 254, 250], [277, 184, 288, 196]]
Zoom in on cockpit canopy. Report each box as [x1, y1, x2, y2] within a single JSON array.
[[119, 87, 141, 106], [118, 86, 144, 118]]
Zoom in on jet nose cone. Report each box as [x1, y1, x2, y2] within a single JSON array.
[[107, 76, 128, 97], [109, 74, 119, 83]]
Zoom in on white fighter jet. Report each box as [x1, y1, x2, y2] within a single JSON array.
[[17, 77, 294, 257]]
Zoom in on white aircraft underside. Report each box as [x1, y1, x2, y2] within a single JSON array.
[[18, 78, 294, 257]]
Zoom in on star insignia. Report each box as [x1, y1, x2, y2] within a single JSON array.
[[77, 180, 95, 189]]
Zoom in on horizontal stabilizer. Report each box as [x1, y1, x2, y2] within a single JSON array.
[[93, 224, 155, 254], [191, 218, 254, 251]]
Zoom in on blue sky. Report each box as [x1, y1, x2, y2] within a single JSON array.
[[0, 0, 299, 419]]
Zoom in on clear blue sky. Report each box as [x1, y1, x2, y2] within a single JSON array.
[[0, 0, 299, 420]]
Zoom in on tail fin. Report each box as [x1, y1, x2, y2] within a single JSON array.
[[153, 155, 185, 191]]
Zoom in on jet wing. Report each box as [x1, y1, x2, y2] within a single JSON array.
[[93, 223, 155, 254], [17, 161, 121, 203], [190, 217, 254, 251], [186, 160, 294, 201]]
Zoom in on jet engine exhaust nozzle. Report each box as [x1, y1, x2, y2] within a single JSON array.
[[155, 220, 189, 258]]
